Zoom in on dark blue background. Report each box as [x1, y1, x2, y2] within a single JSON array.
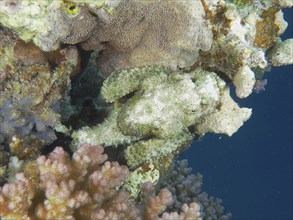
[[180, 8, 293, 220]]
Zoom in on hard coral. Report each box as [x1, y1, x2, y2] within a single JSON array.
[[0, 144, 204, 220], [195, 0, 292, 98], [160, 160, 232, 220], [81, 0, 212, 77]]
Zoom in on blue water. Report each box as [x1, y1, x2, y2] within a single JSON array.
[[181, 9, 293, 220]]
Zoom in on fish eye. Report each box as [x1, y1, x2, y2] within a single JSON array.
[[66, 3, 79, 15]]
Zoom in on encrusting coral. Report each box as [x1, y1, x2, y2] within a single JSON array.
[[0, 144, 218, 220]]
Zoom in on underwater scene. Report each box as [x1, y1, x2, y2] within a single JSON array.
[[0, 0, 292, 219]]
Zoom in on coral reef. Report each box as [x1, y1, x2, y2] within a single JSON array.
[[0, 0, 292, 219], [0, 0, 212, 76], [83, 0, 213, 77], [161, 159, 232, 220], [73, 66, 251, 167], [71, 0, 292, 163], [0, 0, 98, 51], [0, 144, 209, 220], [193, 0, 292, 97], [0, 27, 80, 155]]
